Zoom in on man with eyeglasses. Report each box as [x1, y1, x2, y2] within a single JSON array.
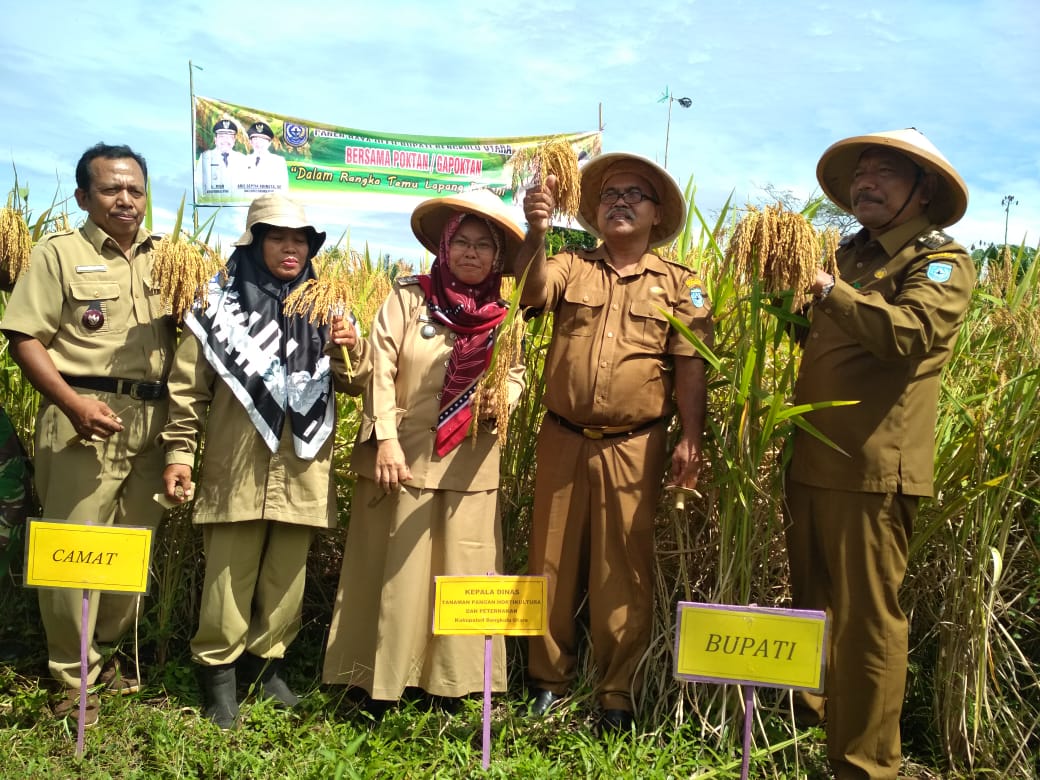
[[1, 143, 176, 727], [515, 152, 713, 734]]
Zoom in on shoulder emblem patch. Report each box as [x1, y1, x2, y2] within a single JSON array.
[[917, 229, 953, 250], [926, 262, 953, 283], [396, 274, 421, 286]]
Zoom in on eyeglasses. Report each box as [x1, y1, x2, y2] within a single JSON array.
[[449, 237, 496, 255], [599, 187, 659, 205]]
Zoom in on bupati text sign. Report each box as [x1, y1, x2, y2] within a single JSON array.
[[433, 575, 546, 636], [25, 519, 153, 594], [675, 602, 827, 691]]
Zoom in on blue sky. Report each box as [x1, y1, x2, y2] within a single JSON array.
[[2, 0, 1037, 265]]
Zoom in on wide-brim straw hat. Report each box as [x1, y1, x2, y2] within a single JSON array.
[[576, 152, 686, 249], [410, 188, 526, 274], [233, 194, 326, 258], [816, 128, 968, 228]]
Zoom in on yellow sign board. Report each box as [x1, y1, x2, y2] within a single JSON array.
[[433, 575, 547, 636], [25, 519, 153, 594], [675, 602, 827, 691]]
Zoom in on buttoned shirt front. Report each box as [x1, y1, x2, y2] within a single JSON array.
[[0, 219, 174, 381], [789, 216, 975, 496], [538, 246, 713, 427]]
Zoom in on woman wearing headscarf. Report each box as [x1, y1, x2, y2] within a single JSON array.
[[160, 194, 366, 728], [322, 189, 526, 710]]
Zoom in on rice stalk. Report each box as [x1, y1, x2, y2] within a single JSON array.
[[510, 138, 581, 219], [150, 235, 224, 321], [0, 205, 32, 289], [724, 204, 837, 310]]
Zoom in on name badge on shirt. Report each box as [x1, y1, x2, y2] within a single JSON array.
[[926, 262, 953, 283], [75, 265, 108, 273]]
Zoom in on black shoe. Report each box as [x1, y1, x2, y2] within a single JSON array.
[[527, 688, 563, 717], [599, 708, 634, 735], [199, 663, 239, 729], [238, 653, 299, 708]]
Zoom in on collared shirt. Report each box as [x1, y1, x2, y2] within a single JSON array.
[[539, 245, 714, 427], [789, 216, 975, 496], [0, 219, 175, 381], [352, 280, 526, 492]]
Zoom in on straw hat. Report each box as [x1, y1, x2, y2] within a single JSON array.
[[576, 152, 686, 248], [410, 189, 526, 274], [233, 193, 326, 258], [816, 128, 968, 228]]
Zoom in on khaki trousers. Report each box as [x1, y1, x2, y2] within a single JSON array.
[[191, 520, 314, 665], [527, 416, 667, 711], [33, 395, 167, 687], [783, 479, 917, 780]]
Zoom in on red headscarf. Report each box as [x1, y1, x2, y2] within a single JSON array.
[[417, 213, 508, 456]]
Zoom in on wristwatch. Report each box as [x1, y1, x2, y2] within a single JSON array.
[[815, 274, 835, 303]]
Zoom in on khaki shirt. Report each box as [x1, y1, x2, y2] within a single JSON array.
[[0, 219, 174, 381], [538, 246, 713, 427], [789, 216, 975, 496], [162, 332, 366, 527], [350, 280, 525, 492]]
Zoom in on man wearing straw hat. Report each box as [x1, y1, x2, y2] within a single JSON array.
[[517, 153, 713, 733], [1, 143, 176, 727], [786, 129, 974, 779]]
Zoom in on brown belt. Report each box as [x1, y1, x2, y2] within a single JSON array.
[[545, 410, 665, 440]]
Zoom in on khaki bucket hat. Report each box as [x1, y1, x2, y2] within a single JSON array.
[[233, 194, 326, 257], [410, 188, 526, 274], [576, 152, 687, 249], [816, 128, 968, 228]]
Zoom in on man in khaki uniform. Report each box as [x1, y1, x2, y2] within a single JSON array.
[[516, 153, 713, 733], [0, 143, 175, 726], [786, 129, 974, 779]]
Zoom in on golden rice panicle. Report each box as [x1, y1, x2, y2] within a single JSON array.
[[537, 138, 581, 219], [723, 205, 759, 283], [472, 315, 525, 447], [820, 227, 840, 278], [283, 274, 354, 328], [151, 234, 217, 321], [509, 139, 581, 219], [0, 206, 32, 288]]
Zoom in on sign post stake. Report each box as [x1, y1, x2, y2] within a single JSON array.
[[482, 635, 493, 769], [76, 589, 89, 757], [740, 684, 755, 780]]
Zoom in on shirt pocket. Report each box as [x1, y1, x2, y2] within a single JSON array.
[[629, 299, 670, 350], [69, 281, 124, 335], [557, 287, 606, 337]]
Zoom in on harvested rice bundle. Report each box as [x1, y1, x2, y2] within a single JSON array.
[[471, 313, 525, 447], [725, 204, 838, 310], [0, 205, 32, 291], [510, 137, 581, 219], [151, 234, 225, 321], [283, 270, 355, 375]]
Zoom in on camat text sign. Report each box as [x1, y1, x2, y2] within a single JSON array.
[[25, 519, 153, 593]]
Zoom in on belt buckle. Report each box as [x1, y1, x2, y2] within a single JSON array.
[[582, 427, 604, 440], [129, 381, 161, 401]]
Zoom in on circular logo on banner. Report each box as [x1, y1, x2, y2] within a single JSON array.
[[283, 122, 308, 148]]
